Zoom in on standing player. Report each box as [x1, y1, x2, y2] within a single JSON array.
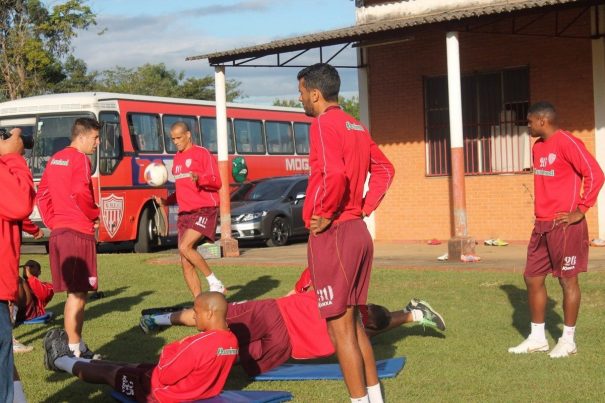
[[43, 292, 238, 402], [154, 121, 225, 295], [508, 102, 604, 358], [297, 63, 394, 403], [36, 117, 102, 359]]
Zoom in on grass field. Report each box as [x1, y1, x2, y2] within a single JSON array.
[[13, 252, 605, 402]]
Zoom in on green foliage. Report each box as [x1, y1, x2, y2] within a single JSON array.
[[273, 98, 301, 108], [0, 0, 95, 99], [273, 95, 360, 119]]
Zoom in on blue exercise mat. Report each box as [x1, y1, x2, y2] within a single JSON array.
[[110, 389, 292, 403], [22, 311, 54, 324], [254, 357, 405, 381]]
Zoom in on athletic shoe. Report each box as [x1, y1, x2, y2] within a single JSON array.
[[141, 305, 189, 316], [460, 254, 481, 262], [13, 338, 33, 353], [405, 298, 446, 331], [80, 345, 103, 360], [437, 253, 448, 261], [492, 238, 509, 246], [43, 328, 71, 371], [140, 314, 160, 334], [484, 239, 495, 246], [209, 282, 226, 294], [507, 337, 549, 354], [548, 338, 577, 358]]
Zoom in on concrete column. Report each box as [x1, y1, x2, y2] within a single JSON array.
[[446, 31, 475, 258], [357, 47, 376, 239], [592, 6, 605, 239], [215, 66, 239, 257]]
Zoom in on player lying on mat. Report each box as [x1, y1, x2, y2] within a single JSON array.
[[140, 292, 444, 377], [43, 293, 238, 403]]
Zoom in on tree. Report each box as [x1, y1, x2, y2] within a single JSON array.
[[273, 96, 360, 120], [273, 99, 301, 108], [52, 55, 97, 93], [0, 0, 96, 99]]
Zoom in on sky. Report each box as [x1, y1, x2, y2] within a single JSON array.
[[70, 0, 360, 104]]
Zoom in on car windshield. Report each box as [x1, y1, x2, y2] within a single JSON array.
[[235, 179, 292, 201]]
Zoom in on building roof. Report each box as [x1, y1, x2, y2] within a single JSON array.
[[187, 0, 587, 65]]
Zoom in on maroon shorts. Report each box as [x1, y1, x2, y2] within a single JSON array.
[[177, 207, 218, 242], [525, 219, 589, 278], [307, 219, 373, 319], [49, 228, 98, 292], [114, 363, 155, 403], [227, 299, 291, 376]]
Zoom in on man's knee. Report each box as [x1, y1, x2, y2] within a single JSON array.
[[559, 275, 579, 291]]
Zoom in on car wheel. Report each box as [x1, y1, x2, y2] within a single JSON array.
[[266, 216, 290, 247]]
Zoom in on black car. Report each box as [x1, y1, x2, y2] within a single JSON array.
[[226, 175, 308, 246]]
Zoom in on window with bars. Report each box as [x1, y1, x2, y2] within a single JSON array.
[[424, 67, 531, 176]]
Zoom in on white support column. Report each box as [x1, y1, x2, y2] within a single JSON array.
[[357, 47, 376, 239], [215, 67, 228, 163], [592, 6, 605, 239]]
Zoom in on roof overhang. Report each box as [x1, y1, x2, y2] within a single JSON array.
[[187, 0, 604, 67]]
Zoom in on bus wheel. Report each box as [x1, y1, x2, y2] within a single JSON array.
[[266, 217, 289, 247], [134, 208, 156, 253]]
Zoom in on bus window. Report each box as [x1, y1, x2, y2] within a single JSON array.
[[127, 113, 162, 153], [163, 115, 200, 153], [200, 117, 234, 154], [294, 122, 310, 155], [234, 119, 265, 155], [99, 112, 122, 174], [265, 121, 294, 155]]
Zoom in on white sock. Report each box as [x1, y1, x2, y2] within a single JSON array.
[[13, 380, 27, 403], [153, 313, 173, 326], [351, 395, 370, 403], [206, 273, 220, 285], [411, 309, 423, 322], [530, 322, 546, 340], [367, 384, 383, 403], [561, 325, 576, 343], [68, 343, 81, 357]]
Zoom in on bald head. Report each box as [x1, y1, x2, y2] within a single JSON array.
[[193, 292, 229, 331], [195, 292, 227, 314]]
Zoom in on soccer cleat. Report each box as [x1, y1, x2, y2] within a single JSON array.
[[507, 337, 549, 354], [140, 315, 160, 334], [80, 345, 103, 360], [13, 338, 33, 353], [209, 282, 226, 294], [43, 328, 71, 371], [548, 338, 577, 358], [406, 298, 446, 331]]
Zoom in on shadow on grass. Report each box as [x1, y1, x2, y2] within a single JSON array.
[[226, 275, 280, 302], [500, 284, 563, 339]]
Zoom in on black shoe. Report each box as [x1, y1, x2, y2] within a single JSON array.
[[80, 345, 103, 360], [141, 305, 189, 316], [43, 329, 72, 371]]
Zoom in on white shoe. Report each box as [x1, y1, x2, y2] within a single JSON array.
[[548, 338, 577, 358], [209, 282, 226, 294], [508, 337, 549, 354]]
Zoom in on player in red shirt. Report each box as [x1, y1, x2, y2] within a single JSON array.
[[154, 121, 225, 296], [36, 117, 102, 359], [43, 292, 238, 403], [297, 63, 394, 403], [508, 102, 604, 358]]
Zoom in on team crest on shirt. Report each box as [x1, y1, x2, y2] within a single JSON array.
[[185, 158, 192, 168], [101, 194, 124, 238], [548, 153, 557, 165]]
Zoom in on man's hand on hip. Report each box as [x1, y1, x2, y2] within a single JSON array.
[[310, 215, 332, 235]]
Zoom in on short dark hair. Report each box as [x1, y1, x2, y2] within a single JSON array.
[[364, 304, 391, 331], [528, 101, 557, 120], [22, 259, 41, 277], [297, 63, 340, 102], [170, 121, 190, 133], [71, 117, 102, 140]]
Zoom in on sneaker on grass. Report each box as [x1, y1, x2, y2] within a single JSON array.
[[405, 298, 446, 331], [140, 314, 160, 334], [13, 338, 33, 353], [43, 329, 72, 371], [80, 345, 103, 360], [507, 337, 549, 354], [548, 338, 577, 358]]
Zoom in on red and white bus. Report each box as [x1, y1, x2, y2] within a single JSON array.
[[0, 92, 312, 251]]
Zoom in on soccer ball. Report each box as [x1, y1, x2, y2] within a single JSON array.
[[144, 161, 168, 187]]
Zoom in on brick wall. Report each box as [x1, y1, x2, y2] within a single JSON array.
[[368, 13, 600, 242]]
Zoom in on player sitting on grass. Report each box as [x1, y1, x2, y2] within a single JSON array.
[[139, 291, 444, 377], [43, 292, 238, 402]]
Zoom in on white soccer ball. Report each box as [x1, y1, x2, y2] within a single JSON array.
[[144, 161, 168, 187]]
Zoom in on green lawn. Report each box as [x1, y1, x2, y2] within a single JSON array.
[[14, 252, 605, 402]]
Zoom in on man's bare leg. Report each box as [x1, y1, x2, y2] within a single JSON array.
[[559, 276, 580, 326], [525, 275, 548, 323], [179, 255, 202, 298], [64, 292, 87, 348], [178, 229, 223, 295]]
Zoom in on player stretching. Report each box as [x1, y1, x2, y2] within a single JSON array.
[[508, 102, 604, 358], [155, 121, 225, 295], [297, 63, 394, 403]]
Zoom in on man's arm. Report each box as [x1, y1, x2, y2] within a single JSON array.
[[0, 154, 34, 221], [26, 275, 54, 306], [35, 174, 55, 230], [194, 151, 221, 191], [72, 155, 100, 221], [22, 218, 43, 238], [361, 141, 395, 217]]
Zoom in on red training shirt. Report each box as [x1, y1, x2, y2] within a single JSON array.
[[275, 292, 335, 359], [36, 147, 99, 234], [151, 329, 238, 403], [0, 154, 35, 302], [166, 145, 221, 213], [532, 130, 604, 220], [303, 106, 394, 226], [25, 275, 54, 320]]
